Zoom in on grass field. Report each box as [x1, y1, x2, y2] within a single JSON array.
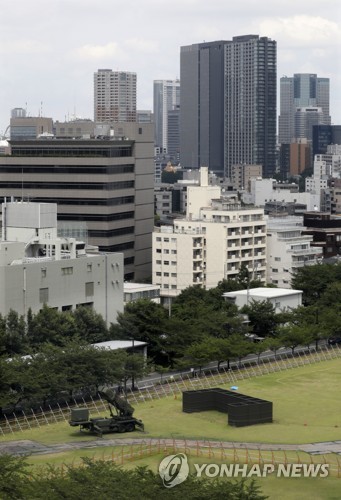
[[1, 358, 341, 499], [2, 357, 340, 446]]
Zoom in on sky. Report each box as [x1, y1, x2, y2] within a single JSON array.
[[0, 0, 340, 136]]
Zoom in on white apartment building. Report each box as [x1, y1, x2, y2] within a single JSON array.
[[0, 201, 123, 324], [152, 168, 266, 298], [266, 217, 322, 288]]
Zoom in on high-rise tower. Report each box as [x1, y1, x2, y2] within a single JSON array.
[[153, 79, 180, 154], [279, 74, 330, 144], [180, 35, 277, 178], [94, 69, 137, 123]]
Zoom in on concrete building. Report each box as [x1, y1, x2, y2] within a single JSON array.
[[180, 35, 277, 178], [231, 164, 263, 191], [0, 123, 154, 281], [248, 178, 320, 211], [0, 201, 123, 324], [303, 212, 341, 258], [152, 168, 267, 299], [266, 217, 322, 288], [289, 140, 311, 176], [94, 69, 137, 123], [54, 119, 95, 138], [223, 287, 303, 313], [124, 282, 160, 304], [137, 110, 153, 123], [153, 79, 180, 154], [10, 116, 53, 140]]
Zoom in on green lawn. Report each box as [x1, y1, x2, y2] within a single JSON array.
[[1, 358, 341, 446], [2, 359, 341, 500]]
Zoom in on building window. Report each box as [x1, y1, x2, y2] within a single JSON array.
[[156, 260, 161, 265], [156, 249, 161, 253], [156, 272, 161, 276], [164, 249, 169, 254], [272, 268, 278, 273], [171, 285, 177, 289], [41, 268, 47, 278], [87, 263, 92, 272], [163, 238, 169, 242], [62, 267, 73, 275], [164, 272, 169, 277], [163, 261, 169, 265], [39, 288, 49, 303], [274, 257, 281, 262], [171, 273, 177, 277], [171, 261, 176, 265], [171, 250, 177, 254], [85, 282, 94, 297], [156, 237, 161, 241], [164, 284, 169, 289]]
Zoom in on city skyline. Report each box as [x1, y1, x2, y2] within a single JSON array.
[[0, 0, 340, 135]]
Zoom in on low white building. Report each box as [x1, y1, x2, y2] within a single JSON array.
[[124, 282, 160, 304], [223, 287, 303, 313], [0, 200, 123, 324], [248, 178, 320, 211]]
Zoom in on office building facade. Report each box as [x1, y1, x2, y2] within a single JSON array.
[[180, 36, 277, 178], [94, 69, 137, 123], [0, 123, 154, 281]]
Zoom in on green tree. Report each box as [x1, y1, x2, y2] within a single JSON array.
[[279, 325, 313, 355], [291, 262, 341, 306], [4, 310, 27, 355], [242, 300, 278, 337], [28, 305, 78, 347], [72, 306, 108, 343], [112, 300, 168, 363]]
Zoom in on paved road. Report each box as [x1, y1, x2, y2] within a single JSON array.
[[1, 437, 341, 457]]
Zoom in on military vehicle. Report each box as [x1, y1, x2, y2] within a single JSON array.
[[69, 388, 144, 436]]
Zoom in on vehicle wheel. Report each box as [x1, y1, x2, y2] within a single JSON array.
[[118, 425, 126, 433], [110, 426, 119, 433], [126, 423, 135, 432]]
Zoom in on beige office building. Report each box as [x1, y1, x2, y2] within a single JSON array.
[[0, 123, 154, 281]]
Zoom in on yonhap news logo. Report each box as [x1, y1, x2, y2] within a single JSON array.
[[158, 453, 190, 488], [158, 454, 329, 487]]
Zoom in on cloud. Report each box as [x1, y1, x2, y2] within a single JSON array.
[[74, 42, 124, 60], [0, 40, 49, 55], [124, 38, 158, 53], [260, 15, 341, 46]]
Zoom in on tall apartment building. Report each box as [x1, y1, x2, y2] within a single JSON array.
[[94, 69, 137, 123], [153, 80, 180, 154], [152, 168, 266, 299], [180, 35, 277, 178], [0, 123, 154, 281]]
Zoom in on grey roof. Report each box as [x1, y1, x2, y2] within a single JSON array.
[[92, 340, 147, 350]]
